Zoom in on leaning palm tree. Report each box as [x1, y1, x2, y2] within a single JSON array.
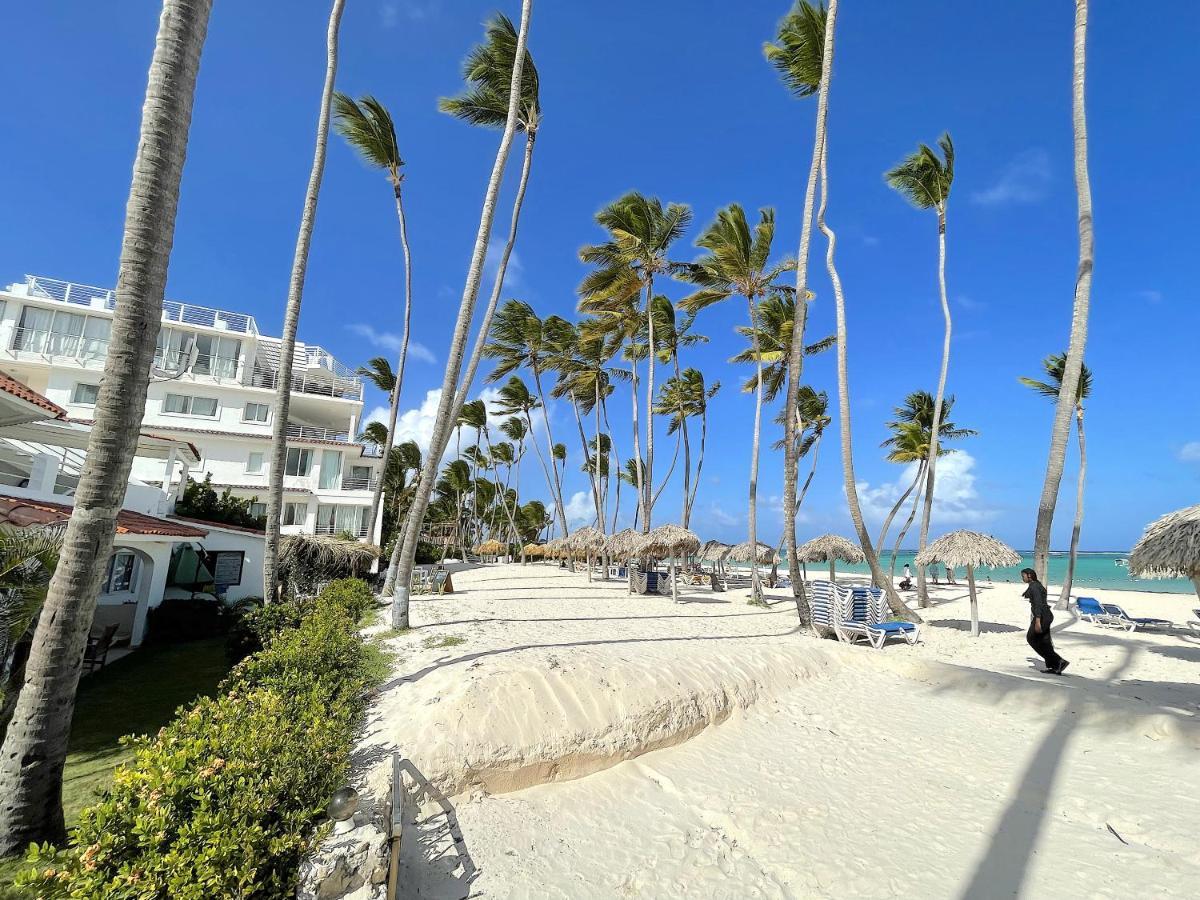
[[484, 300, 569, 532], [1022, 354, 1093, 608], [655, 367, 719, 528], [680, 204, 795, 600], [579, 191, 692, 531], [771, 385, 830, 548], [885, 131, 955, 607], [334, 92, 415, 546], [263, 0, 347, 600], [383, 0, 534, 622], [358, 419, 390, 448], [493, 376, 564, 536], [1032, 0, 1095, 582], [811, 1, 915, 623], [764, 0, 829, 600], [457, 400, 489, 548], [0, 0, 213, 854]]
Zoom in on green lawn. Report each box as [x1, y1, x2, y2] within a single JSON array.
[[1, 638, 232, 896]]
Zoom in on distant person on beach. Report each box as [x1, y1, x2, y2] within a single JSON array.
[[1021, 568, 1069, 675], [902, 563, 912, 581], [929, 563, 940, 585], [946, 565, 958, 585]]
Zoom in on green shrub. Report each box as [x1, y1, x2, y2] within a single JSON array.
[[174, 474, 267, 530], [145, 596, 230, 644], [19, 580, 378, 899]]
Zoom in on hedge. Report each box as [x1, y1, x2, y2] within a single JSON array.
[[18, 579, 378, 899]]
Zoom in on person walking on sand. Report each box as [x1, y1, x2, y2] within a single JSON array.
[[1021, 568, 1069, 675]]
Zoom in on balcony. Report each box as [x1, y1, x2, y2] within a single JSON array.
[[285, 422, 352, 443], [8, 327, 109, 365], [340, 473, 378, 491], [313, 521, 369, 538], [18, 275, 259, 335]]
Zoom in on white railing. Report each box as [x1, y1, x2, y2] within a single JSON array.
[[286, 422, 352, 443], [153, 349, 239, 379], [340, 474, 378, 491], [22, 275, 258, 335], [249, 368, 363, 401], [313, 521, 369, 537], [361, 444, 385, 458], [8, 327, 109, 363]]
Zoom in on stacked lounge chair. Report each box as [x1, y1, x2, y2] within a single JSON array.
[[808, 580, 920, 650], [1076, 597, 1175, 631]]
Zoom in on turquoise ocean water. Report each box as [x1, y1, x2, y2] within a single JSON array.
[[736, 551, 1195, 594]]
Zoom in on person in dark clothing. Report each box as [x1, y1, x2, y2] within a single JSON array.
[[1021, 568, 1069, 674]]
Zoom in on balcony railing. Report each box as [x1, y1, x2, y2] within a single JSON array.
[[285, 422, 352, 443], [340, 474, 378, 491], [313, 521, 370, 538], [21, 275, 258, 335], [153, 349, 239, 379], [8, 327, 109, 363], [249, 368, 363, 402]]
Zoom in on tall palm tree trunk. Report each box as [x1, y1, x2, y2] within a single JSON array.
[[570, 395, 601, 527], [531, 366, 568, 535], [782, 0, 833, 604], [915, 208, 952, 608], [747, 295, 766, 600], [628, 352, 646, 527], [818, 137, 918, 624], [367, 187, 415, 547], [594, 382, 605, 532], [643, 277, 656, 531], [263, 0, 346, 599], [686, 399, 709, 527], [383, 0, 533, 622], [777, 429, 823, 556], [1056, 407, 1086, 608], [0, 0, 212, 853], [672, 355, 692, 527], [1033, 0, 1093, 580]]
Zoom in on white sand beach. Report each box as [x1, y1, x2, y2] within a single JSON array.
[[360, 564, 1200, 899]]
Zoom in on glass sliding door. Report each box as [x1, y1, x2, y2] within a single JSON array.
[[318, 450, 342, 490]]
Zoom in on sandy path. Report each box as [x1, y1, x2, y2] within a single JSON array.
[[357, 564, 1200, 899]]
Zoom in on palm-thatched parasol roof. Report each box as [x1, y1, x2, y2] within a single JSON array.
[[795, 534, 864, 564], [477, 539, 507, 555], [279, 534, 381, 584], [543, 537, 566, 557], [522, 542, 545, 557], [636, 524, 701, 559], [604, 528, 640, 559], [700, 539, 730, 560], [1129, 504, 1200, 579], [914, 530, 1020, 569], [724, 540, 777, 564], [564, 525, 606, 554]]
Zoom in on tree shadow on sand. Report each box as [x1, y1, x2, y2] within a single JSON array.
[[396, 758, 479, 900]]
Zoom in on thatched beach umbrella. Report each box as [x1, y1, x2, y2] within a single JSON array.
[[543, 537, 564, 564], [477, 538, 506, 560], [565, 526, 606, 581], [1129, 504, 1200, 599], [723, 540, 776, 564], [638, 524, 701, 603], [700, 539, 731, 573], [522, 542, 544, 562], [279, 534, 381, 588], [915, 530, 1020, 636], [796, 534, 864, 583]]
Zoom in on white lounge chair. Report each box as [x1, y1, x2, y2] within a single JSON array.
[[832, 584, 920, 650], [1101, 603, 1175, 632]]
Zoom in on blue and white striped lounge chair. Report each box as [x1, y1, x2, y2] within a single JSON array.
[[830, 584, 920, 650], [1075, 597, 1123, 628], [1101, 603, 1175, 632], [807, 580, 837, 635]]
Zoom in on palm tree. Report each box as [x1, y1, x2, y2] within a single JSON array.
[[1032, 0, 1094, 582], [771, 385, 830, 547], [483, 301, 569, 534], [731, 289, 834, 401], [810, 1, 915, 623], [655, 368, 719, 528], [680, 204, 795, 600], [764, 0, 829, 599], [263, 0, 347, 601], [0, 527, 63, 744], [458, 400, 488, 548], [579, 191, 692, 531], [885, 132, 955, 608], [493, 376, 562, 534], [0, 0, 213, 854], [358, 419, 390, 448], [1022, 354, 1093, 608], [384, 0, 533, 624], [334, 94, 415, 547]]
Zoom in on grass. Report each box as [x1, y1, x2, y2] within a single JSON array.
[[0, 638, 232, 897], [422, 634, 465, 650]]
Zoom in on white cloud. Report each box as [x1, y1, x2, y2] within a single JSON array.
[[1137, 289, 1163, 304], [369, 386, 546, 458], [564, 491, 596, 528], [379, 2, 398, 27], [347, 323, 435, 365], [970, 149, 1051, 207], [1179, 442, 1200, 463], [857, 450, 997, 527], [380, 1, 439, 26]]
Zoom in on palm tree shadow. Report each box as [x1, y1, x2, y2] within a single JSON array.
[[396, 758, 479, 899]]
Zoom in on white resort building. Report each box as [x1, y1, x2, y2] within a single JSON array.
[[0, 274, 384, 541]]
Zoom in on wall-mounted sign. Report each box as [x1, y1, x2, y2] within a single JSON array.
[[204, 551, 245, 588]]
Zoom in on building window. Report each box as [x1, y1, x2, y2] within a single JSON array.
[[243, 402, 270, 423], [163, 393, 219, 417], [72, 383, 100, 405], [249, 501, 267, 519], [316, 504, 367, 536], [103, 550, 139, 594], [192, 334, 241, 378], [282, 501, 307, 526], [284, 448, 312, 477], [246, 452, 264, 474]]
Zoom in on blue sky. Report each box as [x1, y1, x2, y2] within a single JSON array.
[[1, 1, 1197, 550]]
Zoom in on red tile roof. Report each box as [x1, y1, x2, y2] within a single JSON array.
[[0, 374, 66, 419], [169, 514, 265, 536], [0, 495, 208, 538]]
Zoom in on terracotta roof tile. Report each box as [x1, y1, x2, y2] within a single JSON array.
[[0, 495, 208, 538], [0, 374, 66, 418]]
